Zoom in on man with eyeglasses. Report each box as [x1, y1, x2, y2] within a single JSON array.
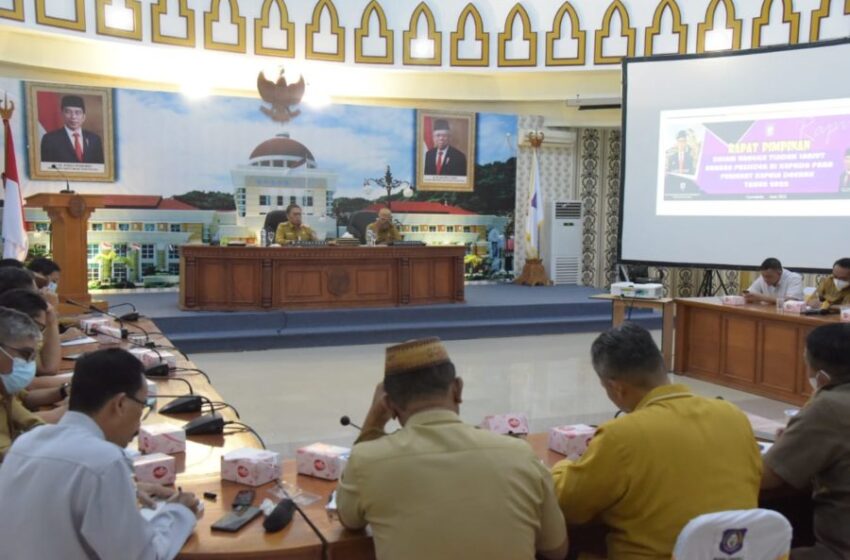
[[0, 308, 46, 459], [0, 291, 69, 422], [0, 347, 199, 559]]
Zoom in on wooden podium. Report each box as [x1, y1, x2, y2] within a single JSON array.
[[27, 193, 104, 314]]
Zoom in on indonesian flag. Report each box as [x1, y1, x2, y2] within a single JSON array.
[[2, 115, 27, 261]]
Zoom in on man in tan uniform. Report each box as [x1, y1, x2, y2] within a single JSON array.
[[366, 208, 402, 245], [0, 308, 44, 459], [806, 258, 850, 309], [337, 337, 567, 560], [274, 204, 317, 244], [761, 323, 850, 559]]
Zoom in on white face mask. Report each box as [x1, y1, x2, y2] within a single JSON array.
[[809, 369, 831, 392], [834, 278, 850, 291]]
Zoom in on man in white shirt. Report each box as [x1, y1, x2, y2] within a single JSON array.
[[743, 257, 804, 304], [0, 348, 199, 560]]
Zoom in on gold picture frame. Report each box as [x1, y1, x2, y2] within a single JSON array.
[[26, 82, 115, 182], [416, 110, 475, 192]]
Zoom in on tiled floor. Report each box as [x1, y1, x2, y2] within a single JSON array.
[[191, 331, 793, 458]]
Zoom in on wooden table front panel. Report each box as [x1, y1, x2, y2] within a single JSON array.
[[180, 246, 465, 311], [675, 298, 835, 405]]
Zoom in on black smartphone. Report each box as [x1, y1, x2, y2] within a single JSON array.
[[232, 489, 255, 509], [211, 506, 262, 533]]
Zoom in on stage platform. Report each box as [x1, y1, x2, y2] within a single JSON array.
[[101, 284, 661, 354]]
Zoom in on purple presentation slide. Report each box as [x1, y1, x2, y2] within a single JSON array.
[[663, 112, 850, 201]]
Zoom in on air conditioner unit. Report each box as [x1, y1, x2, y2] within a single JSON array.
[[542, 201, 583, 285]]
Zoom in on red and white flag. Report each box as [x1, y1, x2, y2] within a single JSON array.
[[2, 114, 27, 261]]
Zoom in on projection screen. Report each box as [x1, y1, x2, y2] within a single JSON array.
[[619, 38, 850, 271]]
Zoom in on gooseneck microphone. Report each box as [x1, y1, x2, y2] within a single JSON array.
[[340, 415, 362, 431], [50, 164, 75, 194]]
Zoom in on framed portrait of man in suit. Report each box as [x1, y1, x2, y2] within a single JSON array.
[[416, 110, 475, 192], [26, 82, 115, 182]]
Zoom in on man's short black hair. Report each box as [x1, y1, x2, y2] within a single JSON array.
[[285, 203, 301, 216], [27, 257, 60, 276], [591, 322, 665, 385], [69, 348, 145, 414], [759, 258, 783, 272], [0, 258, 23, 269], [834, 258, 850, 270], [0, 289, 47, 319], [0, 268, 35, 294], [61, 95, 85, 112], [384, 362, 456, 409], [806, 324, 850, 380]]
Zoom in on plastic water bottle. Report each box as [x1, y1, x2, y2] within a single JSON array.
[[775, 296, 784, 313], [366, 228, 376, 246]]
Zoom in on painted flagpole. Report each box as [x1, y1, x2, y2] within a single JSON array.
[[1, 94, 28, 261]]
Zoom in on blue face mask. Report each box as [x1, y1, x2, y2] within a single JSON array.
[[0, 348, 37, 395], [46, 281, 58, 294]]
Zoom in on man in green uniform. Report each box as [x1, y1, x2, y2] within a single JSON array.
[[806, 258, 850, 309]]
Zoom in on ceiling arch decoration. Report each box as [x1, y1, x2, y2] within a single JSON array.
[[305, 0, 345, 62], [545, 2, 586, 66], [450, 3, 490, 67], [497, 3, 537, 67], [752, 0, 801, 47], [806, 0, 848, 42], [354, 0, 394, 64], [150, 0, 195, 48], [696, 0, 743, 52], [0, 0, 24, 22], [95, 0, 142, 41], [644, 0, 688, 56], [254, 0, 295, 57], [203, 0, 246, 53], [35, 0, 86, 32], [594, 0, 636, 65], [402, 2, 442, 66]]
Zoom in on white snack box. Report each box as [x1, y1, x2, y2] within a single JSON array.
[[221, 448, 282, 487], [296, 443, 351, 481], [133, 453, 176, 485], [479, 413, 530, 435], [783, 300, 807, 314], [129, 348, 177, 370], [139, 423, 186, 455], [548, 424, 597, 460], [80, 317, 111, 335], [720, 295, 746, 306]]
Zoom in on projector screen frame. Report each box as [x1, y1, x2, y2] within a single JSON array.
[[617, 37, 850, 274]]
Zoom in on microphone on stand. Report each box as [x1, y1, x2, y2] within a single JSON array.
[[50, 164, 75, 194], [340, 415, 362, 431]]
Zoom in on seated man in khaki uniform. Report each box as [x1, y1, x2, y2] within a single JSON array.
[[806, 257, 850, 309], [274, 204, 317, 244], [761, 323, 850, 560], [552, 323, 761, 559], [0, 307, 45, 459], [337, 337, 567, 560], [366, 208, 402, 245]]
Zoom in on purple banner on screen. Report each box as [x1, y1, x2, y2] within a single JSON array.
[[664, 113, 850, 200]]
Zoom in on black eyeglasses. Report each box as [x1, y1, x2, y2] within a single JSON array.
[[125, 392, 153, 420]]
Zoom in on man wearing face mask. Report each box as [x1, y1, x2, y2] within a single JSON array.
[[27, 256, 61, 294], [0, 348, 199, 559], [806, 258, 850, 310], [551, 323, 761, 559], [0, 308, 45, 459], [761, 324, 850, 559]]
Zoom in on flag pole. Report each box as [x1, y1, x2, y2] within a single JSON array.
[[515, 131, 550, 287]]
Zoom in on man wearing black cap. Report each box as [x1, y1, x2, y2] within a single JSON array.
[[40, 95, 105, 164], [424, 119, 467, 176]]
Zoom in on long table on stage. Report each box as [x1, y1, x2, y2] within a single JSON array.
[[674, 297, 841, 405], [179, 245, 466, 311]]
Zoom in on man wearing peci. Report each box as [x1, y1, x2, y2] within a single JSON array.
[[424, 119, 467, 176], [337, 337, 567, 560], [40, 95, 104, 165]]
